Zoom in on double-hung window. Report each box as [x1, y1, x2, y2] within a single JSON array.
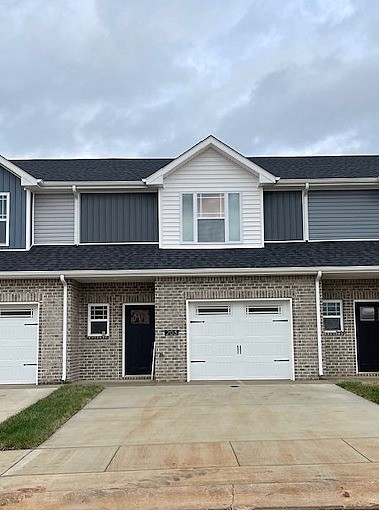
[[0, 193, 9, 246], [182, 192, 241, 243], [323, 300, 343, 332], [88, 304, 109, 337]]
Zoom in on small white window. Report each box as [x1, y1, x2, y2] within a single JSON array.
[[88, 304, 109, 336], [323, 300, 343, 332], [0, 193, 9, 246]]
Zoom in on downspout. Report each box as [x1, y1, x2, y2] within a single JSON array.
[[315, 270, 323, 377], [60, 275, 68, 382]]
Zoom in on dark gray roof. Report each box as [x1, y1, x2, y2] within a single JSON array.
[[10, 158, 173, 181], [10, 155, 379, 182], [249, 155, 379, 179], [0, 242, 377, 273]]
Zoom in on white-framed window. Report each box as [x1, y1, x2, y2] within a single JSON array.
[[88, 304, 109, 337], [182, 192, 241, 243], [0, 193, 10, 246], [323, 300, 343, 332]]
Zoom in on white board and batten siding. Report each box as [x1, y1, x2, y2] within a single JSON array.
[[159, 148, 263, 248], [34, 194, 75, 245]]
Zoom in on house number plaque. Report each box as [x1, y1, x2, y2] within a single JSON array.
[[164, 330, 180, 336]]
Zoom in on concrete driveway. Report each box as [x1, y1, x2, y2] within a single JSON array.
[[0, 386, 55, 424], [1, 381, 379, 509]]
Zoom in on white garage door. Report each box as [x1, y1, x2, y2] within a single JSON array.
[[0, 304, 39, 384], [188, 300, 293, 381]]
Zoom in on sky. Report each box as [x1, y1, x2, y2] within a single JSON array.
[[1, 0, 379, 158]]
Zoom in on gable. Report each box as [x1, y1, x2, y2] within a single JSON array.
[[159, 147, 263, 249], [144, 135, 277, 186]]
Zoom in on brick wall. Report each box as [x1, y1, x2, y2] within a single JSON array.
[[0, 278, 63, 383], [322, 278, 379, 378], [154, 275, 320, 381], [74, 281, 155, 380]]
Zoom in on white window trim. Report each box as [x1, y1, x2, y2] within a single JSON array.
[[0, 192, 10, 247], [87, 303, 110, 337], [323, 300, 344, 332], [181, 192, 242, 244]]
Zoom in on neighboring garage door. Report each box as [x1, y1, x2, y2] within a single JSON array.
[[188, 300, 293, 381], [0, 304, 38, 384]]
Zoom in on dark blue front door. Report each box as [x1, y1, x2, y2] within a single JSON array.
[[125, 305, 155, 375], [356, 302, 379, 372]]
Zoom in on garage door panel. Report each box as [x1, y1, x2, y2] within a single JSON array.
[[189, 301, 293, 381], [0, 306, 38, 384]]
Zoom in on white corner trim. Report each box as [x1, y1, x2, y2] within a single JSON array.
[[302, 183, 309, 242], [143, 135, 278, 186], [25, 190, 32, 249], [0, 156, 40, 186]]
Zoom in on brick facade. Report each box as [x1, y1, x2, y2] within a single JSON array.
[[72, 281, 154, 381], [154, 275, 320, 381], [0, 278, 63, 383], [322, 278, 379, 378], [1, 276, 378, 384]]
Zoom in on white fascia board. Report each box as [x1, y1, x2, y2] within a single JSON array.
[[2, 265, 379, 279], [0, 156, 40, 186], [29, 181, 150, 192], [275, 177, 379, 188], [143, 135, 278, 186]]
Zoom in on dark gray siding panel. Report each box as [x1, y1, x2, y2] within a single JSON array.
[[264, 191, 303, 241], [0, 165, 26, 249], [309, 190, 379, 240], [81, 193, 158, 243]]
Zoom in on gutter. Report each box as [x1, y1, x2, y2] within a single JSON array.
[[60, 274, 68, 382], [315, 270, 323, 377]]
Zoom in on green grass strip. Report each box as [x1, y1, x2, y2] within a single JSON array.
[[338, 380, 379, 404], [0, 384, 103, 450]]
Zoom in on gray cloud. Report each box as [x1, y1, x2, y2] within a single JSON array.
[[0, 0, 378, 157]]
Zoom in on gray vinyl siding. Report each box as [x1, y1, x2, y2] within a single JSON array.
[[81, 193, 158, 243], [309, 190, 379, 240], [264, 191, 303, 241], [34, 194, 75, 245], [0, 165, 26, 249]]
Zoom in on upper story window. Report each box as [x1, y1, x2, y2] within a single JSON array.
[[0, 193, 9, 246], [182, 192, 241, 243]]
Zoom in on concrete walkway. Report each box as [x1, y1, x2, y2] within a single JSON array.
[[0, 386, 55, 424], [1, 382, 379, 508]]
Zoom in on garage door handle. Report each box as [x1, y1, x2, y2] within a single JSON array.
[[272, 319, 288, 322], [23, 363, 37, 366], [190, 360, 206, 363], [24, 323, 38, 326], [274, 359, 290, 362], [190, 320, 205, 323]]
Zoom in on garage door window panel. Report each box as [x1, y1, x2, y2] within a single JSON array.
[[0, 309, 33, 318], [88, 304, 109, 337], [0, 193, 9, 246]]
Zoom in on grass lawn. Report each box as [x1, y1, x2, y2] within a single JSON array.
[[0, 384, 103, 450], [338, 380, 379, 404]]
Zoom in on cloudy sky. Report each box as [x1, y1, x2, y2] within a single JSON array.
[[1, 0, 379, 158]]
